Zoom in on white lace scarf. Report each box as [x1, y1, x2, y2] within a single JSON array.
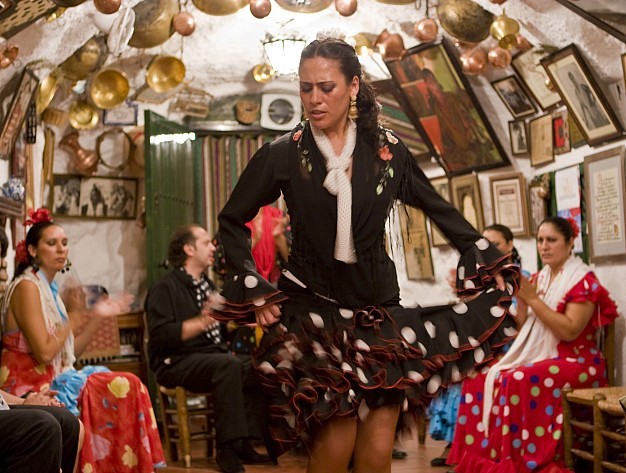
[[482, 254, 589, 432], [1, 268, 76, 375], [311, 120, 357, 263]]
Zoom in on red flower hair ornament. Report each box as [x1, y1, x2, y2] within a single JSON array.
[[15, 240, 28, 264], [565, 217, 580, 239], [15, 208, 54, 265]]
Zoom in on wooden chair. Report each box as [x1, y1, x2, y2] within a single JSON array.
[[157, 385, 217, 468]]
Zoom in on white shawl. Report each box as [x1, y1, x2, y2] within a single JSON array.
[[482, 255, 589, 431]]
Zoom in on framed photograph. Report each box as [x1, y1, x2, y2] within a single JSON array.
[[552, 109, 571, 155], [540, 44, 623, 147], [102, 101, 139, 126], [385, 38, 510, 176], [450, 173, 484, 233], [529, 114, 554, 167], [553, 0, 626, 43], [511, 46, 562, 111], [528, 175, 550, 235], [51, 174, 138, 219], [622, 52, 626, 95], [491, 75, 537, 118], [583, 146, 626, 263], [398, 204, 435, 280], [489, 172, 530, 237], [0, 68, 39, 160], [429, 176, 451, 247], [509, 120, 528, 155]]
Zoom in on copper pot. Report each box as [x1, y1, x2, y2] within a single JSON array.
[[373, 29, 405, 60], [0, 45, 19, 69], [192, 0, 247, 15], [60, 131, 99, 175], [129, 0, 179, 49], [437, 0, 494, 43]]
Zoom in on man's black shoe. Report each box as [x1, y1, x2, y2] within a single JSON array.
[[237, 440, 273, 465], [216, 447, 245, 473]]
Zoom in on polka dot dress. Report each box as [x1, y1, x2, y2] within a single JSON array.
[[184, 268, 222, 344], [448, 272, 618, 473]]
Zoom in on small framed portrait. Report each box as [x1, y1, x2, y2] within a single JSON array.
[[540, 44, 623, 146], [450, 173, 485, 233], [529, 114, 554, 167], [511, 46, 562, 111], [491, 75, 537, 119], [508, 120, 528, 155], [102, 101, 139, 126], [398, 204, 435, 281], [489, 172, 530, 237], [552, 109, 571, 155]]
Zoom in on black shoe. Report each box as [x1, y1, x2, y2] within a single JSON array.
[[392, 448, 408, 459], [237, 440, 273, 465], [431, 443, 452, 467], [216, 447, 245, 473]]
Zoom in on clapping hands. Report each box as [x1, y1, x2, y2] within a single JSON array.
[[91, 292, 134, 318]]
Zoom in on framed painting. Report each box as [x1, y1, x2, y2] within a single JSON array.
[[489, 172, 530, 237], [553, 0, 626, 43], [0, 68, 39, 160], [398, 204, 435, 281], [509, 120, 528, 155], [528, 175, 550, 235], [583, 146, 626, 263], [385, 38, 510, 176], [491, 75, 537, 118], [429, 176, 451, 247], [540, 44, 623, 147], [51, 174, 138, 219], [529, 114, 554, 167], [511, 46, 562, 111], [450, 173, 484, 233], [552, 109, 571, 155]]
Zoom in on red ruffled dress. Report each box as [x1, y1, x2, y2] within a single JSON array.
[[448, 272, 619, 473], [215, 123, 521, 454]]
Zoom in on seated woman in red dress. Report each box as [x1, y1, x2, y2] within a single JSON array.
[[448, 216, 619, 473], [0, 208, 165, 473]]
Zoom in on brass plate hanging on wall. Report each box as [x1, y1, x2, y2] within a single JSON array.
[[275, 0, 332, 13], [192, 0, 247, 15], [129, 0, 179, 49], [436, 0, 494, 43]]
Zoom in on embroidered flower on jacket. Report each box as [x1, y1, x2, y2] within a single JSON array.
[[296, 124, 312, 172], [376, 128, 396, 195]]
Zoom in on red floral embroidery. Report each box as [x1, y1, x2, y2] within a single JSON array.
[[293, 130, 302, 142], [378, 145, 392, 161]]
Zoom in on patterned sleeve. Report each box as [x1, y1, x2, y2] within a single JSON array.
[[559, 272, 619, 328]]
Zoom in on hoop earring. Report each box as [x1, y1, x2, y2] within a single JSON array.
[[60, 259, 72, 274], [348, 96, 358, 120]]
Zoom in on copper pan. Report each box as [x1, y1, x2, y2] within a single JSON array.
[[192, 0, 247, 15], [129, 0, 179, 49]]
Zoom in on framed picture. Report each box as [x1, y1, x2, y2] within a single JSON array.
[[489, 172, 530, 237], [385, 39, 510, 176], [398, 204, 435, 280], [540, 44, 623, 147], [583, 146, 626, 263], [511, 46, 562, 111], [450, 173, 484, 233], [491, 75, 537, 118], [622, 52, 626, 95], [568, 113, 586, 148], [51, 174, 138, 219], [509, 120, 528, 155], [552, 109, 571, 155], [529, 114, 554, 167], [429, 176, 451, 246], [553, 0, 626, 43], [0, 68, 39, 160], [528, 175, 550, 235], [102, 101, 139, 126]]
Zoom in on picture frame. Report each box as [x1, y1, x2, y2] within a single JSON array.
[[583, 146, 626, 263], [511, 46, 562, 111], [508, 120, 528, 155], [491, 75, 537, 118], [528, 175, 550, 236], [102, 100, 139, 126], [0, 68, 39, 160], [489, 172, 530, 237], [429, 176, 451, 247], [529, 114, 554, 167], [552, 109, 571, 155], [540, 44, 623, 147], [51, 174, 138, 220], [622, 52, 626, 95], [553, 0, 626, 44], [450, 173, 484, 233], [398, 204, 435, 281], [385, 38, 510, 176]]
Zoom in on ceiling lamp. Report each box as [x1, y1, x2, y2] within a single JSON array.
[[263, 36, 306, 77]]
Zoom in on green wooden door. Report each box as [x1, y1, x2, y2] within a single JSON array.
[[144, 110, 204, 288]]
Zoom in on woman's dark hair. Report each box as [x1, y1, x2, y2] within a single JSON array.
[[484, 223, 521, 267], [14, 221, 58, 279], [538, 216, 575, 241], [167, 224, 201, 268], [300, 38, 380, 147]]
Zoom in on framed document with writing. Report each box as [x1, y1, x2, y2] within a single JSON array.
[[489, 172, 530, 237]]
